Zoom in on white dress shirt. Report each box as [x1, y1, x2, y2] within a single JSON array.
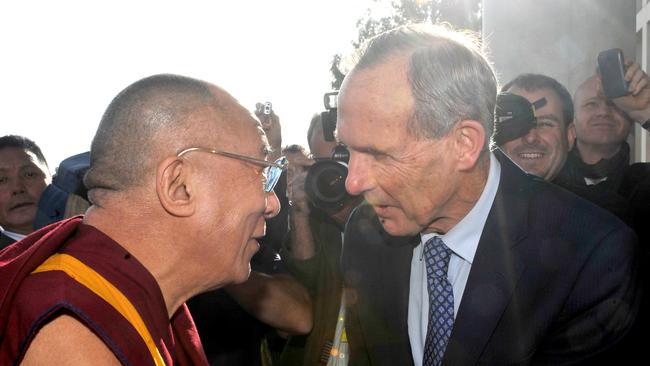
[[0, 228, 26, 242], [408, 153, 501, 366]]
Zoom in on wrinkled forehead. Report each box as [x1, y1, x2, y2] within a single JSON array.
[[338, 61, 413, 145]]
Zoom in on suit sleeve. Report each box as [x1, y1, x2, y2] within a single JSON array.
[[536, 224, 642, 364]]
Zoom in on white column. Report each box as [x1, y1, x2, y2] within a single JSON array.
[[636, 0, 650, 162]]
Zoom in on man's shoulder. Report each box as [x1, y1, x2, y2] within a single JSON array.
[[20, 314, 122, 366], [623, 162, 650, 191], [498, 156, 634, 243], [4, 252, 164, 366]]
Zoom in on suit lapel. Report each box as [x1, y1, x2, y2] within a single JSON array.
[[362, 237, 415, 366], [345, 203, 418, 365], [444, 154, 532, 365], [0, 233, 17, 251]]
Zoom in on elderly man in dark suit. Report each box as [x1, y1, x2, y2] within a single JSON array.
[[336, 24, 641, 365]]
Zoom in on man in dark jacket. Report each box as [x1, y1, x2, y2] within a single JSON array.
[[337, 24, 640, 365]]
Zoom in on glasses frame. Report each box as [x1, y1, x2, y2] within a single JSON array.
[[177, 147, 287, 192]]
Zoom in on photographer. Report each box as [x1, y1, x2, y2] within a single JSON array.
[[279, 113, 361, 366]]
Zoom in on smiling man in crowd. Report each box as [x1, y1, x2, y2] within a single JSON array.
[[0, 135, 51, 249], [498, 74, 574, 182]]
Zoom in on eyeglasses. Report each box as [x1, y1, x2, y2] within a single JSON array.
[[177, 147, 287, 192]]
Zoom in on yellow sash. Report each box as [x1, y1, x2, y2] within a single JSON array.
[[32, 253, 166, 366]]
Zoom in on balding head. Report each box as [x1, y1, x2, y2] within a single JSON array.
[[574, 75, 599, 104], [85, 74, 238, 197], [573, 75, 632, 155], [83, 74, 281, 294]]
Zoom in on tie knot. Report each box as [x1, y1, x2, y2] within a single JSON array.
[[423, 236, 452, 278]]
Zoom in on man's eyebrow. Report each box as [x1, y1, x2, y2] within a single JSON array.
[[354, 145, 385, 156], [536, 114, 560, 122], [582, 96, 600, 103], [0, 164, 35, 172]]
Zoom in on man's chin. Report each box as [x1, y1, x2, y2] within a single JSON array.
[[230, 266, 253, 285], [248, 239, 261, 257], [377, 217, 420, 237], [525, 166, 546, 178]]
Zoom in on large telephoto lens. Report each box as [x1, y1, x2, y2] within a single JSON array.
[[305, 160, 349, 212]]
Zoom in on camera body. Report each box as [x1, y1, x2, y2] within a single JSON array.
[[256, 101, 273, 116], [305, 144, 351, 213], [492, 92, 538, 146], [320, 91, 338, 141], [305, 90, 352, 213]]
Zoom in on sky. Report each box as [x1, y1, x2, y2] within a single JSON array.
[[0, 0, 386, 169]]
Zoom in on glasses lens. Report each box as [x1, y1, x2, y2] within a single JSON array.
[[264, 157, 287, 192]]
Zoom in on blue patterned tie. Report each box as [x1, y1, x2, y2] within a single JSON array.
[[422, 236, 454, 366]]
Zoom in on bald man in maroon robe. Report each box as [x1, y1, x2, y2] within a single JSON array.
[[0, 74, 282, 365]]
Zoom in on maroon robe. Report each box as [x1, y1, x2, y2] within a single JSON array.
[[0, 217, 208, 365]]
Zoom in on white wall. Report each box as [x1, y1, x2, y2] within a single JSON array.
[[483, 0, 635, 92], [483, 0, 640, 159]]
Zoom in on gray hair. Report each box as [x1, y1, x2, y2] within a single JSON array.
[[353, 24, 497, 143]]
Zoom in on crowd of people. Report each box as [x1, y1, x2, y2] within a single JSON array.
[[0, 23, 649, 366]]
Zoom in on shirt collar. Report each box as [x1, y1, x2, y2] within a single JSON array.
[[420, 152, 501, 264], [1, 228, 26, 242]]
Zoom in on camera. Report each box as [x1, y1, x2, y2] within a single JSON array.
[[320, 91, 338, 141], [256, 101, 273, 116], [305, 144, 351, 213], [305, 91, 352, 213], [492, 92, 543, 146]]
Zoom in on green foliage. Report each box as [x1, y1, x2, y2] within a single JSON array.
[[330, 0, 482, 89]]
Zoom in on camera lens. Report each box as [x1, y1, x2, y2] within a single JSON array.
[[305, 160, 349, 212]]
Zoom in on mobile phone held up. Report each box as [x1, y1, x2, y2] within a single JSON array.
[[255, 101, 272, 116], [597, 48, 629, 99]]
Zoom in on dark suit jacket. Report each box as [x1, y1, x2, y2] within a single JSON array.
[[342, 153, 641, 365], [0, 233, 16, 251]]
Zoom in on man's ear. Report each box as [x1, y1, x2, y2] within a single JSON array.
[[567, 122, 576, 150], [454, 120, 486, 171], [156, 157, 195, 217]]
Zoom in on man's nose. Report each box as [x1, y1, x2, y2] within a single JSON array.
[[596, 100, 614, 117], [522, 127, 541, 145], [264, 190, 281, 219], [345, 153, 372, 196], [10, 177, 27, 195]]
